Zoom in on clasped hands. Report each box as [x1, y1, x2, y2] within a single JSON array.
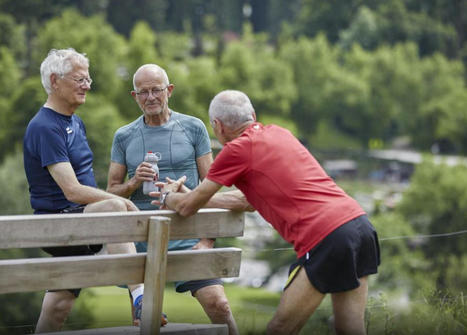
[[149, 175, 188, 209]]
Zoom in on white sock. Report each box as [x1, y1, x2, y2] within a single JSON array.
[[131, 285, 144, 305]]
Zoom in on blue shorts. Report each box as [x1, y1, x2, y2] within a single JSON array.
[[285, 215, 380, 293]]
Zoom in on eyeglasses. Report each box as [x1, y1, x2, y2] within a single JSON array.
[[135, 86, 168, 99], [64, 76, 93, 86]]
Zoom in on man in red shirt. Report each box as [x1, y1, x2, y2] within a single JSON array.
[[156, 90, 380, 335]]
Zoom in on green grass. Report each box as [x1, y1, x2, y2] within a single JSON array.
[[72, 284, 282, 334]]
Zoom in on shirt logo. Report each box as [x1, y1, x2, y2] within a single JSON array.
[[66, 127, 73, 134]]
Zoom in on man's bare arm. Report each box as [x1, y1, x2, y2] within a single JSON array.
[[106, 161, 139, 198], [207, 190, 254, 211], [48, 162, 138, 211], [160, 178, 221, 216], [196, 153, 214, 180]]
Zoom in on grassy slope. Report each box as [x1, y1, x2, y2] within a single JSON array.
[[72, 284, 282, 334]]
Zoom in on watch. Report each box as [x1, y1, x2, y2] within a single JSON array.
[[160, 191, 170, 207]]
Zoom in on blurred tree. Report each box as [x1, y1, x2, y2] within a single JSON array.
[[407, 53, 466, 152], [436, 90, 467, 153], [371, 212, 433, 295], [0, 14, 27, 63], [0, 46, 21, 159], [116, 21, 161, 122], [338, 6, 383, 51], [398, 160, 467, 292], [278, 34, 339, 140], [0, 150, 31, 215], [77, 93, 126, 188], [336, 43, 422, 146], [106, 0, 168, 37], [168, 56, 221, 127], [405, 0, 467, 55], [32, 9, 127, 102], [295, 0, 380, 43], [218, 24, 296, 120], [157, 32, 193, 62], [376, 0, 457, 57], [3, 76, 46, 162]]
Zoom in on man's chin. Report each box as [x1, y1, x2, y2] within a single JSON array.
[[145, 108, 163, 115]]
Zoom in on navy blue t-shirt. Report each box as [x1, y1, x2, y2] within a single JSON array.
[[23, 107, 97, 214]]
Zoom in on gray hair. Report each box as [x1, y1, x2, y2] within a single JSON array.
[[209, 90, 255, 129], [40, 48, 89, 94], [133, 64, 170, 90]]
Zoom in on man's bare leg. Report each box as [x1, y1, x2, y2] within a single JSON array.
[[267, 268, 325, 335], [35, 290, 75, 333], [331, 276, 368, 335], [195, 285, 239, 335], [84, 199, 144, 325]]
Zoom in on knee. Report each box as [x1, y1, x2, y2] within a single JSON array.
[[207, 296, 232, 317], [214, 297, 232, 317], [102, 198, 128, 212], [44, 297, 74, 323]]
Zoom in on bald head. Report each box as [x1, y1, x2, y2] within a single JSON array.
[[133, 64, 169, 90], [209, 90, 255, 130]]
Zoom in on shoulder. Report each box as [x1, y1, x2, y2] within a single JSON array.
[[114, 116, 142, 140], [26, 109, 60, 135], [172, 111, 207, 130]]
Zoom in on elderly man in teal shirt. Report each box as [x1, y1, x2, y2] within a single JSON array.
[[107, 64, 238, 335]]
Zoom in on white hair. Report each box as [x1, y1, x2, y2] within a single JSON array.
[[133, 64, 170, 90], [209, 90, 255, 129], [40, 48, 89, 94]]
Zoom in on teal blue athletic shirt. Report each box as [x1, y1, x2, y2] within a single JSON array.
[[111, 111, 211, 250]]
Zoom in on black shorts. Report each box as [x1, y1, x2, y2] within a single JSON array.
[[176, 278, 224, 296], [285, 215, 380, 294], [42, 205, 103, 297]]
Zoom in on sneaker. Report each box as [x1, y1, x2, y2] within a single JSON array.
[[134, 295, 168, 327]]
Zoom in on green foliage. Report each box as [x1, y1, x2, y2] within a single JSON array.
[[77, 93, 126, 188], [33, 9, 127, 100], [0, 13, 26, 61], [398, 160, 467, 291], [157, 32, 193, 62], [436, 90, 467, 153], [366, 289, 467, 335], [116, 21, 161, 121], [371, 212, 432, 294], [0, 150, 31, 215], [0, 47, 23, 161], [168, 56, 220, 126], [3, 76, 46, 161], [279, 34, 339, 139]]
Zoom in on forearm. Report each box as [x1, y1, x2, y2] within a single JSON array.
[[164, 192, 201, 217], [66, 184, 123, 205], [106, 177, 140, 198], [206, 190, 254, 211]]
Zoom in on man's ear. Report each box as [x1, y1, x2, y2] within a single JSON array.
[[167, 84, 175, 98], [131, 90, 137, 99], [50, 73, 60, 90], [252, 111, 257, 121]]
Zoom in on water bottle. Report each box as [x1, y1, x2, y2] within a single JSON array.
[[142, 151, 161, 194]]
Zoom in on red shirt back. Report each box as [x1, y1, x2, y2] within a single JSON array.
[[207, 123, 365, 258]]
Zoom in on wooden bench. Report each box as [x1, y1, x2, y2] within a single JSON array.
[[0, 208, 244, 335]]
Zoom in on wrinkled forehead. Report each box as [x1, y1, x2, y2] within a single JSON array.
[[67, 62, 89, 76], [134, 68, 167, 89]]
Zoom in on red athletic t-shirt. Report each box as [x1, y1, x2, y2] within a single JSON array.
[[207, 123, 365, 258]]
